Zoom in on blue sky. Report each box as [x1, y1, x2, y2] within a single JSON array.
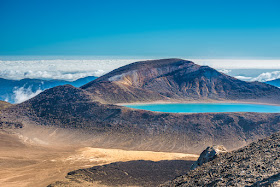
[[1, 0, 280, 58]]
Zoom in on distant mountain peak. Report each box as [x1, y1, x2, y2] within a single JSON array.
[[81, 59, 280, 104]]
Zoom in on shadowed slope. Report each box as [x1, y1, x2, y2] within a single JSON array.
[[162, 132, 280, 186], [2, 85, 280, 154], [81, 58, 280, 104], [49, 160, 195, 187]]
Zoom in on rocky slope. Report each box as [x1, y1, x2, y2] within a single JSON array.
[[0, 100, 12, 110], [190, 145, 227, 170], [81, 58, 280, 104], [2, 85, 280, 154], [162, 132, 280, 186], [49, 160, 195, 187]]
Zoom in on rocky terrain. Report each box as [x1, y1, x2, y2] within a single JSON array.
[[0, 101, 12, 110], [0, 58, 280, 186], [49, 160, 195, 187], [162, 132, 280, 186], [190, 145, 227, 170], [1, 84, 280, 154], [82, 58, 280, 104]]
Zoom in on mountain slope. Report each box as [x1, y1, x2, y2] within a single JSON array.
[[81, 58, 280, 104], [49, 160, 195, 187], [162, 132, 280, 186], [0, 101, 12, 110], [2, 85, 280, 153]]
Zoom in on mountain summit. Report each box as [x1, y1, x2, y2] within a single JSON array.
[[82, 58, 280, 104]]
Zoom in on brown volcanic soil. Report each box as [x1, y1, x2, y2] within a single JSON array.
[[162, 132, 280, 186], [2, 85, 280, 154], [0, 101, 12, 110], [82, 58, 280, 104], [0, 130, 197, 187], [49, 160, 195, 187], [1, 59, 280, 186]]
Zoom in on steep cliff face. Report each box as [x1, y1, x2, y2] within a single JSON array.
[[81, 58, 280, 104], [162, 132, 280, 186]]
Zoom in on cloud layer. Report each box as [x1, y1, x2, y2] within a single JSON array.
[[1, 57, 280, 81], [192, 59, 280, 69], [251, 71, 280, 82], [0, 59, 140, 81]]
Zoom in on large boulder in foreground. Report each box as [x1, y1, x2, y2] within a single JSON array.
[[162, 132, 280, 186], [190, 145, 227, 170]]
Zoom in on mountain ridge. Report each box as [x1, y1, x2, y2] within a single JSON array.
[[81, 58, 280, 104], [1, 58, 280, 154], [162, 132, 280, 186], [2, 84, 280, 153]]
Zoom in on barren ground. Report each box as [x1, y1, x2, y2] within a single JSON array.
[[0, 131, 198, 187]]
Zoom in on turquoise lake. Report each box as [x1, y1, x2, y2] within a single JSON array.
[[124, 103, 280, 113]]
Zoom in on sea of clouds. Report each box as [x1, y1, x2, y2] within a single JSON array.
[[1, 57, 280, 82], [0, 58, 141, 81], [1, 58, 280, 81]]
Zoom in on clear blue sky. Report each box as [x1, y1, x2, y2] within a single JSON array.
[[1, 0, 280, 58]]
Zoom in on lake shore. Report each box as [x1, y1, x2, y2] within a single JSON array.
[[116, 99, 280, 107]]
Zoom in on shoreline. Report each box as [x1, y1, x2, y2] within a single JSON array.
[[116, 100, 280, 107]]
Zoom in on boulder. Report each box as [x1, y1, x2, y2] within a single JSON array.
[[190, 145, 227, 170]]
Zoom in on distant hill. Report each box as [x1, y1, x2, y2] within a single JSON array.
[[2, 85, 280, 154], [266, 78, 280, 87], [162, 132, 280, 186], [82, 59, 280, 104], [0, 76, 97, 103]]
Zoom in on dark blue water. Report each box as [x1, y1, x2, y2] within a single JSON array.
[[124, 103, 280, 113]]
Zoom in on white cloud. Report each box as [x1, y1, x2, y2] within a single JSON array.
[[13, 87, 42, 104], [191, 59, 280, 69], [234, 76, 253, 81], [1, 57, 280, 81], [251, 71, 280, 82], [218, 69, 231, 74], [0, 59, 140, 81]]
